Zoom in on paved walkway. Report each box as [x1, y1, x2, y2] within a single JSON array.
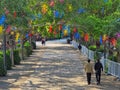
[[0, 39, 120, 90]]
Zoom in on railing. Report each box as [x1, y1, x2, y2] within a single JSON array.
[[71, 41, 120, 79]]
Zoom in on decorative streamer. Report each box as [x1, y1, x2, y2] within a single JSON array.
[[0, 15, 6, 25], [49, 25, 53, 33], [63, 30, 68, 36], [99, 35, 103, 44], [110, 38, 117, 46], [6, 25, 11, 33], [84, 33, 89, 42], [74, 32, 80, 39], [0, 26, 3, 34], [54, 10, 59, 18], [49, 0, 55, 7], [41, 4, 48, 14]]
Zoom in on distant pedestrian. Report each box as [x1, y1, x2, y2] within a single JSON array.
[[94, 59, 103, 85], [84, 59, 93, 85], [78, 43, 82, 53], [41, 37, 46, 46]]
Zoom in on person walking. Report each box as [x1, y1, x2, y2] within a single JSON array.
[[84, 59, 93, 85], [94, 59, 103, 85]]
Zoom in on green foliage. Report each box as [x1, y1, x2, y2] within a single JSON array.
[[31, 41, 36, 49], [88, 45, 96, 51], [0, 56, 7, 76], [14, 49, 21, 65], [24, 41, 32, 56]]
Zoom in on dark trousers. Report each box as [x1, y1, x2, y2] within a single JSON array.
[[87, 73, 91, 84], [96, 72, 101, 84]]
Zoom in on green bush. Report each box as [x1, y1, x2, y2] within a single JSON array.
[[24, 41, 32, 56], [88, 45, 96, 51], [0, 51, 12, 70], [0, 56, 7, 76], [14, 49, 21, 65]]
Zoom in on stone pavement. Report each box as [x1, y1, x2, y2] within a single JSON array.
[[0, 39, 120, 90]]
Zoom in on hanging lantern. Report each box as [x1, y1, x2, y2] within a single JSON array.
[[59, 0, 64, 3], [68, 4, 73, 12], [111, 38, 117, 47], [0, 26, 3, 34], [49, 0, 55, 7], [49, 25, 53, 33], [64, 30, 68, 36], [59, 24, 62, 30], [41, 4, 48, 14], [73, 27, 77, 33], [84, 33, 89, 42]]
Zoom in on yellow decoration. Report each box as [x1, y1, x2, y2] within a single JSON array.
[[68, 4, 73, 12], [41, 4, 48, 14], [64, 30, 68, 36], [0, 26, 3, 34], [11, 31, 14, 35]]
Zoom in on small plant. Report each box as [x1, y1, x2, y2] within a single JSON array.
[[88, 45, 96, 51]]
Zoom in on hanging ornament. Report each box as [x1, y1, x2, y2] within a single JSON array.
[[0, 26, 3, 34], [49, 0, 55, 7], [110, 38, 117, 46], [84, 33, 89, 42], [25, 33, 29, 38], [78, 8, 85, 14], [59, 0, 64, 3], [59, 24, 62, 30], [41, 4, 48, 14], [102, 34, 108, 42], [0, 15, 6, 25], [49, 25, 53, 33], [68, 4, 73, 12], [99, 35, 103, 44], [6, 25, 11, 33], [74, 32, 80, 39], [73, 27, 77, 33], [29, 33, 33, 37], [54, 10, 59, 18], [11, 31, 14, 35], [64, 30, 68, 36]]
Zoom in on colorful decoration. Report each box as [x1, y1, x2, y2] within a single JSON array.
[[78, 8, 85, 14], [25, 33, 29, 38], [0, 26, 3, 34], [74, 32, 80, 39], [84, 33, 89, 42], [73, 27, 77, 33], [49, 0, 55, 7], [29, 33, 33, 37], [116, 32, 120, 38], [15, 33, 20, 41], [103, 34, 108, 42], [110, 38, 117, 46], [0, 15, 6, 25], [59, 24, 62, 30], [63, 30, 68, 36], [41, 3, 48, 14], [49, 25, 53, 33], [99, 35, 103, 44], [68, 4, 73, 12], [6, 25, 11, 33], [54, 10, 59, 18], [59, 0, 64, 3]]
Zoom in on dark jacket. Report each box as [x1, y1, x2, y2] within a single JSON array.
[[94, 61, 103, 73]]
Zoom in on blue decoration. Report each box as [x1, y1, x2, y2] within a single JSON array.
[[78, 8, 85, 14], [54, 11, 59, 18], [74, 32, 80, 39], [0, 15, 6, 25], [37, 13, 42, 19], [104, 0, 108, 3], [25, 33, 29, 38], [100, 36, 103, 44]]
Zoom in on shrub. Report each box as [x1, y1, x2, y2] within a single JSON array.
[[14, 49, 21, 65], [24, 41, 32, 56], [88, 45, 96, 51], [0, 56, 7, 76]]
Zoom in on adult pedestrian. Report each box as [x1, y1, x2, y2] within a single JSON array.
[[94, 59, 103, 85], [84, 59, 93, 85]]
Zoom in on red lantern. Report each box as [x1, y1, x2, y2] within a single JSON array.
[[84, 33, 89, 42], [29, 33, 33, 37], [49, 25, 53, 33], [73, 27, 77, 33], [111, 38, 117, 46], [49, 0, 55, 7], [59, 24, 62, 30]]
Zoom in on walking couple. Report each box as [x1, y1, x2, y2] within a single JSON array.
[[84, 59, 103, 85]]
